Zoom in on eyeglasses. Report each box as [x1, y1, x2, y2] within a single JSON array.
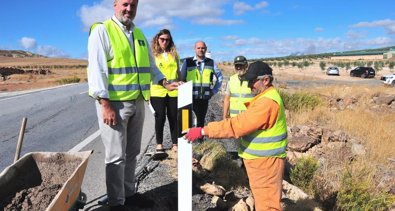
[[235, 64, 246, 69], [158, 37, 170, 42]]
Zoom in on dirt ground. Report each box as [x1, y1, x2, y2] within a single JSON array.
[[0, 154, 82, 210]]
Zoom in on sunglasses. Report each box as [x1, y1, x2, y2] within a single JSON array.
[[158, 37, 170, 42], [248, 78, 259, 88]]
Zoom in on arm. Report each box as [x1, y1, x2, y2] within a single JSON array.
[[211, 62, 223, 94], [88, 25, 117, 125], [222, 82, 231, 119], [223, 94, 230, 119], [204, 96, 280, 139], [180, 59, 187, 81]]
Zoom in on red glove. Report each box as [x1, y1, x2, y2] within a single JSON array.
[[185, 127, 203, 143]]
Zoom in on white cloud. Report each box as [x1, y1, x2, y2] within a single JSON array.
[[20, 37, 37, 49], [234, 2, 254, 16], [36, 45, 70, 58], [351, 19, 395, 34], [233, 1, 269, 15], [79, 0, 241, 30]]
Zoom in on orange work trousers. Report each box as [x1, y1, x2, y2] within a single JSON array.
[[244, 157, 285, 211]]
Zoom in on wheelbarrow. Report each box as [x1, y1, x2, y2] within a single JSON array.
[[0, 150, 93, 211]]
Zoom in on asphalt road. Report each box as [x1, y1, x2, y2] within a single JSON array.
[[0, 83, 156, 210]]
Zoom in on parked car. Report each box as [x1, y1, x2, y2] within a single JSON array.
[[349, 67, 375, 78], [380, 73, 395, 81], [326, 66, 340, 76], [382, 74, 395, 87]]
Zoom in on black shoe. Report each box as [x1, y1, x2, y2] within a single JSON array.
[[125, 193, 154, 208], [109, 205, 129, 211]]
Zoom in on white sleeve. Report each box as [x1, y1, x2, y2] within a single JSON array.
[[87, 24, 111, 99]]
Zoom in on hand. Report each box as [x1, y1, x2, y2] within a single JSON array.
[[101, 100, 117, 126], [185, 127, 203, 143], [165, 82, 179, 91]]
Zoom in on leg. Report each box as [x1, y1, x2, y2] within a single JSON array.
[[150, 97, 166, 146], [124, 98, 145, 197], [192, 99, 209, 127], [96, 101, 132, 206], [166, 96, 178, 145], [243, 157, 285, 211]]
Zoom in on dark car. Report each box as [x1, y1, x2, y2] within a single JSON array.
[[349, 67, 375, 78]]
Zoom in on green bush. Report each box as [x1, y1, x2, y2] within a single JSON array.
[[57, 76, 80, 84], [336, 169, 395, 211], [319, 61, 326, 71], [290, 156, 318, 192], [278, 90, 321, 112]]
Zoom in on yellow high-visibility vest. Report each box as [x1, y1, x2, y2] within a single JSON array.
[[185, 57, 214, 100], [151, 53, 179, 97], [228, 74, 254, 117], [238, 88, 288, 159], [89, 19, 151, 101]]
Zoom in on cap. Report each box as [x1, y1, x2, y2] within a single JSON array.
[[242, 61, 272, 81], [234, 55, 247, 65]]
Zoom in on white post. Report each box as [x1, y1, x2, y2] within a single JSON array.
[[177, 81, 193, 211]]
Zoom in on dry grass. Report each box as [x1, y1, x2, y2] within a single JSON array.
[[289, 85, 395, 163]]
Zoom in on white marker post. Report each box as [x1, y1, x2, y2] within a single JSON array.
[[177, 81, 193, 211]]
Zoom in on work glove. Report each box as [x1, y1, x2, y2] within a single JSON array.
[[185, 127, 203, 143]]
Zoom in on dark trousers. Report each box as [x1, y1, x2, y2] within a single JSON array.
[[150, 95, 178, 145], [192, 99, 209, 127]]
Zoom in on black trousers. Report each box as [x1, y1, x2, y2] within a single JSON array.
[[192, 99, 209, 127], [150, 95, 178, 145]]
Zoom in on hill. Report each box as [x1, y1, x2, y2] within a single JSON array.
[[0, 50, 46, 58]]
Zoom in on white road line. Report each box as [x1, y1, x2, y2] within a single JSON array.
[[69, 130, 101, 153], [79, 91, 88, 95]]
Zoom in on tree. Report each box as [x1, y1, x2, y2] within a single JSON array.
[[319, 61, 326, 71]]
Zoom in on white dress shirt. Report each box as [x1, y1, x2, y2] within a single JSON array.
[[87, 16, 164, 99]]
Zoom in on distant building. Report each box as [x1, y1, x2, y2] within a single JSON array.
[[383, 48, 395, 59], [331, 50, 385, 60]]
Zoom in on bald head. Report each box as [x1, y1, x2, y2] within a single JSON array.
[[194, 41, 207, 60]]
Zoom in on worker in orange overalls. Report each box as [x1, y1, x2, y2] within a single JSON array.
[[185, 61, 288, 211]]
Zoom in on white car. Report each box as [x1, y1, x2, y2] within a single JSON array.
[[326, 66, 340, 76], [382, 73, 395, 87]]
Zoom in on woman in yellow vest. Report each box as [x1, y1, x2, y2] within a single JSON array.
[[150, 29, 182, 152]]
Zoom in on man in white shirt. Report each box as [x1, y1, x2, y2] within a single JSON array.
[[87, 0, 177, 210]]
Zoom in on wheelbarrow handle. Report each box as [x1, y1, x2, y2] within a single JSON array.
[[14, 117, 27, 163]]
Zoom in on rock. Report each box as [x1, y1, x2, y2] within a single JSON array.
[[288, 135, 320, 152], [372, 94, 395, 105], [200, 182, 226, 197], [229, 199, 249, 211], [211, 195, 227, 210], [245, 195, 255, 211], [322, 129, 349, 144], [351, 143, 366, 156]]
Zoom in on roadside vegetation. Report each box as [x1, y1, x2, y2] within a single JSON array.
[[285, 85, 395, 210]]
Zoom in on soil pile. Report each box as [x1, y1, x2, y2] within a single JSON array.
[[0, 154, 82, 210]]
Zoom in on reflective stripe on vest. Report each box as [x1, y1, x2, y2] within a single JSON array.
[[238, 88, 288, 159], [93, 20, 151, 101], [151, 53, 179, 97], [185, 58, 214, 100], [228, 74, 254, 117]]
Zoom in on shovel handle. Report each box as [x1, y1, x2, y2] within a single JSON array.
[[14, 117, 27, 163]]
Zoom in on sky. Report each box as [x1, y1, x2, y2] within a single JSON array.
[[1, 0, 395, 61]]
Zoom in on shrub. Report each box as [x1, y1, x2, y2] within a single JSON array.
[[336, 168, 395, 211], [319, 61, 326, 71], [57, 76, 80, 84], [290, 156, 318, 193], [278, 90, 322, 112]]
